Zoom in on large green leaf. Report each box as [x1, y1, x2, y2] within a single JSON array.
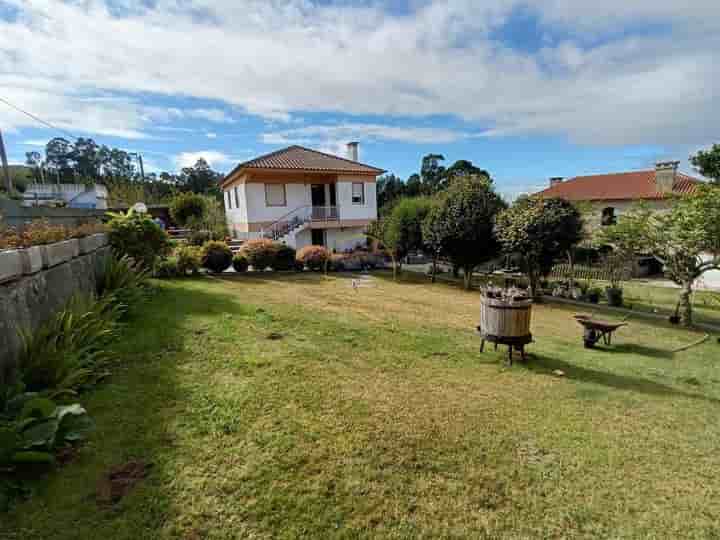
[[54, 404, 86, 422], [59, 414, 94, 443], [20, 419, 59, 449], [0, 426, 19, 463], [20, 397, 57, 421], [11, 451, 55, 464], [5, 392, 39, 417]]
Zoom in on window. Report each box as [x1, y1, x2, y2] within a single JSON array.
[[224, 191, 230, 210], [351, 182, 365, 205], [265, 183, 287, 207], [234, 186, 241, 209], [601, 207, 616, 227]]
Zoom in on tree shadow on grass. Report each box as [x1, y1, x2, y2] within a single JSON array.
[[523, 353, 720, 405], [1, 279, 256, 538]]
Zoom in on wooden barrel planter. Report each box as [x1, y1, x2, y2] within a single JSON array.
[[477, 295, 533, 364]]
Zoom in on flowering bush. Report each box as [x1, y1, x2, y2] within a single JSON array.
[[240, 239, 278, 271], [0, 219, 106, 251], [175, 245, 203, 275], [297, 245, 330, 271]]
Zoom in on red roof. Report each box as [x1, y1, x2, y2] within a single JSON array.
[[535, 170, 701, 201], [223, 145, 385, 183]]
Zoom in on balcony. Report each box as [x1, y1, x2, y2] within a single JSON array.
[[311, 205, 338, 221]]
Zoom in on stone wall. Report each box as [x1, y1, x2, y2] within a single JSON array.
[[0, 235, 110, 382], [0, 199, 105, 231]]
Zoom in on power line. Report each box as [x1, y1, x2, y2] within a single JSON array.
[[0, 95, 79, 140]]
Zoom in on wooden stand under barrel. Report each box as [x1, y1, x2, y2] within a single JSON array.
[[478, 296, 533, 365]]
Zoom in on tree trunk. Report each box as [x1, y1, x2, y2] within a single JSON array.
[[679, 281, 693, 327], [528, 270, 539, 299], [391, 254, 398, 281], [452, 265, 459, 278], [463, 267, 473, 290], [430, 254, 438, 284]]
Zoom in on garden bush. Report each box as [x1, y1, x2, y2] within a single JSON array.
[[155, 257, 180, 278], [189, 229, 212, 246], [169, 192, 207, 227], [240, 239, 278, 271], [329, 253, 347, 272], [175, 245, 202, 275], [107, 210, 170, 269], [232, 253, 249, 273], [201, 241, 233, 273], [273, 244, 296, 271], [297, 245, 330, 271]]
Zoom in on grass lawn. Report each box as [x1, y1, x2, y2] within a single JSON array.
[[2, 272, 720, 539]]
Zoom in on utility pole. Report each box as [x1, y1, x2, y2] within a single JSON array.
[[0, 128, 13, 193], [138, 153, 145, 181]]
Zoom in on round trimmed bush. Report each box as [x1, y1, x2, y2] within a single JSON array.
[[329, 254, 347, 272], [241, 239, 278, 271], [175, 245, 202, 275], [201, 241, 233, 273], [297, 245, 330, 271], [273, 244, 296, 271], [107, 210, 170, 270], [232, 253, 249, 273]]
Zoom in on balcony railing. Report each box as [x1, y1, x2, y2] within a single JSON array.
[[311, 206, 338, 221]]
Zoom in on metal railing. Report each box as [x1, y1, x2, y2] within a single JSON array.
[[311, 205, 338, 221]]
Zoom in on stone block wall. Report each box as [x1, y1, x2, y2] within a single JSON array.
[[0, 235, 110, 383]]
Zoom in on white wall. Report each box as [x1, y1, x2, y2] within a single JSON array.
[[337, 178, 377, 221], [244, 183, 310, 223], [293, 227, 367, 251]]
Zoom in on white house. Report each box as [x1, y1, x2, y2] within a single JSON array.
[[221, 143, 384, 252], [22, 183, 108, 209]]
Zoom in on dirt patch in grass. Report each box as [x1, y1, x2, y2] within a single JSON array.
[[96, 461, 152, 505]]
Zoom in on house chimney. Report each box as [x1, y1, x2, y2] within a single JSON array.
[[655, 161, 680, 193], [347, 142, 359, 162], [549, 177, 564, 187]]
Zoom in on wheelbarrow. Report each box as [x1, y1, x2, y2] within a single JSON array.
[[574, 315, 628, 348]]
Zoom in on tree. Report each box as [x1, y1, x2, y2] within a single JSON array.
[[421, 174, 506, 289], [169, 192, 207, 227], [71, 137, 101, 180], [609, 186, 720, 326], [376, 174, 406, 215], [690, 144, 720, 183], [420, 154, 446, 193], [384, 197, 433, 268], [25, 151, 43, 182], [444, 160, 488, 182], [45, 138, 75, 182], [179, 158, 223, 197], [495, 197, 584, 297]]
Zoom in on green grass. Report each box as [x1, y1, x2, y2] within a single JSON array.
[[2, 272, 720, 539]]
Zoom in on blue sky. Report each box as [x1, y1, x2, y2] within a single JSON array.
[[1, 0, 718, 198]]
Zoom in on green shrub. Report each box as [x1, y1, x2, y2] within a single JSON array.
[[97, 254, 150, 318], [240, 239, 278, 271], [18, 295, 120, 392], [297, 245, 330, 271], [155, 257, 180, 278], [273, 244, 296, 271], [329, 253, 347, 272], [107, 210, 170, 269], [175, 245, 202, 275], [232, 253, 249, 273], [189, 229, 212, 246], [169, 193, 207, 227], [201, 241, 233, 273]]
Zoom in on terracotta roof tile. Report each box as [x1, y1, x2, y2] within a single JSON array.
[[535, 170, 701, 201], [224, 145, 385, 182]]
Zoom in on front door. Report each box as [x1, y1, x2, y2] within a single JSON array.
[[311, 228, 326, 246]]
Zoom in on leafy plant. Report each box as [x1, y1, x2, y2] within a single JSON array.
[[106, 209, 170, 269], [201, 241, 233, 273], [169, 192, 207, 227], [297, 245, 330, 272], [175, 245, 202, 275], [18, 295, 119, 393], [232, 253, 249, 273], [240, 239, 278, 271], [97, 254, 150, 318], [155, 257, 180, 278], [189, 230, 212, 246]]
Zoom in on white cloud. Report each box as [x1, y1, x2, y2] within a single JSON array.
[[0, 0, 717, 147], [173, 150, 234, 169], [206, 132, 217, 139], [21, 139, 48, 147]]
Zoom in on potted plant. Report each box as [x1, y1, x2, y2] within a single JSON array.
[[586, 287, 601, 304]]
